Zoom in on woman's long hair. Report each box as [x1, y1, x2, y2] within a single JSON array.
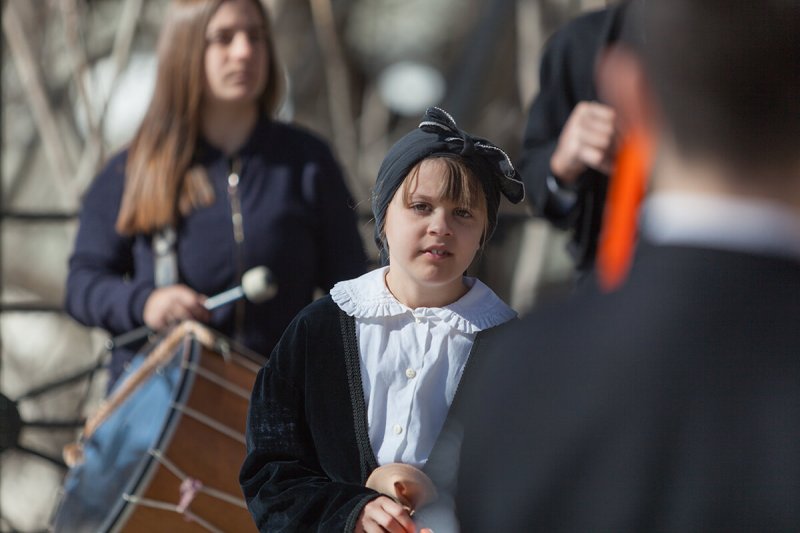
[[116, 0, 284, 235]]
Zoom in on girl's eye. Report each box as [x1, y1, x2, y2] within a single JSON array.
[[454, 208, 472, 218], [207, 31, 235, 45], [410, 203, 430, 213], [207, 28, 266, 46], [246, 28, 267, 43]]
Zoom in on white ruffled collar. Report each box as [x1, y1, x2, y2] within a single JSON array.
[[330, 266, 516, 334]]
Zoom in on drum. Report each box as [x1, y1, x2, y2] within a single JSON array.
[[51, 322, 263, 532]]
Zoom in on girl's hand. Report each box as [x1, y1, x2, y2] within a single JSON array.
[[143, 285, 209, 330], [355, 496, 417, 533]]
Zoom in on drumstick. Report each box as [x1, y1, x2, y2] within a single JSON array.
[[203, 266, 277, 308], [106, 266, 277, 350]]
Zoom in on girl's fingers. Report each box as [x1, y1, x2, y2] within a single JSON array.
[[359, 496, 416, 533]]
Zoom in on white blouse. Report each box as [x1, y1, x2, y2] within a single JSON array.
[[330, 266, 516, 468]]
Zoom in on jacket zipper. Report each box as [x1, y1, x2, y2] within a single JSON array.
[[227, 156, 246, 341]]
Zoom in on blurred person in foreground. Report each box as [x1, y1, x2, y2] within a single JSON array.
[[519, 1, 631, 275], [65, 0, 366, 387], [434, 1, 800, 530]]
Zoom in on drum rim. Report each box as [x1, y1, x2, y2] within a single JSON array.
[[101, 336, 202, 532]]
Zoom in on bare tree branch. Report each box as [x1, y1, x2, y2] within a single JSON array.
[[308, 0, 358, 178], [74, 0, 146, 189], [3, 0, 79, 204]]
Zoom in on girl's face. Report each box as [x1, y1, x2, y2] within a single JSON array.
[[384, 158, 487, 308], [203, 0, 268, 109]]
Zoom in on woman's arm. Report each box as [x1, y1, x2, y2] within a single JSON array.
[[64, 156, 155, 334]]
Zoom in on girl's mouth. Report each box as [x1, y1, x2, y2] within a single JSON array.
[[423, 247, 451, 258]]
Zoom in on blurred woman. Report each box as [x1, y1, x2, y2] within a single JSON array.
[[65, 0, 367, 385]]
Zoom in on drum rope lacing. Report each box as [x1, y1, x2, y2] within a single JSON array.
[[120, 493, 223, 533], [171, 402, 246, 444], [122, 448, 247, 532], [182, 360, 251, 400], [149, 448, 248, 508]]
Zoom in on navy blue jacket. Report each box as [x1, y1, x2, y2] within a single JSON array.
[[66, 118, 367, 379]]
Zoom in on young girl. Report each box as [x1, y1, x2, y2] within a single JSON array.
[[240, 107, 524, 532]]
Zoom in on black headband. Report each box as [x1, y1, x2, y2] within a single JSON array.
[[371, 107, 525, 264]]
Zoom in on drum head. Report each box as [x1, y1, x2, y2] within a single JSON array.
[[51, 341, 193, 532]]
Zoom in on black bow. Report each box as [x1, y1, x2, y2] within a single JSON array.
[[417, 107, 525, 204]]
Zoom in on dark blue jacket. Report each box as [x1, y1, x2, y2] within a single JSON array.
[[66, 118, 367, 379]]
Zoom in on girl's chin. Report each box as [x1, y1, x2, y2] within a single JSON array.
[[207, 91, 261, 107], [411, 274, 468, 292]]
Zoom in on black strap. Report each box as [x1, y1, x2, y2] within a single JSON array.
[[338, 308, 379, 482]]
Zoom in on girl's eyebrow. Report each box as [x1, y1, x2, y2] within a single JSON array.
[[407, 193, 434, 201], [208, 22, 266, 33]]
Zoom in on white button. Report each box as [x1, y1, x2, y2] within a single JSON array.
[[393, 424, 403, 435], [405, 368, 417, 379], [414, 316, 422, 324]]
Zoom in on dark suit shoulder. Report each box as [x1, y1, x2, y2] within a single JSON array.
[[544, 4, 627, 57]]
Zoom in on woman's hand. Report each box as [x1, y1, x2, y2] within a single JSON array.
[[355, 496, 417, 533], [143, 285, 210, 330]]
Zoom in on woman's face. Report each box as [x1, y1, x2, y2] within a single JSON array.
[[383, 159, 487, 308], [203, 0, 268, 108]]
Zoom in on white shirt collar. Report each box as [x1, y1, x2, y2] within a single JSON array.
[[641, 191, 800, 261], [330, 266, 516, 334]]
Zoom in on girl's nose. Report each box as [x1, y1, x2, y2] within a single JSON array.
[[230, 31, 254, 58], [428, 210, 453, 236]]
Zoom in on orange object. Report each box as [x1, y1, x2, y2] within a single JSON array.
[[596, 130, 654, 292]]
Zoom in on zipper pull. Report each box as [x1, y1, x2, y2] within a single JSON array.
[[227, 157, 244, 244]]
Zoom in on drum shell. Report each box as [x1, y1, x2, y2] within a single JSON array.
[[52, 333, 261, 532]]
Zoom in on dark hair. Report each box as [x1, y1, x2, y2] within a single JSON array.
[[638, 0, 800, 172], [117, 0, 284, 235]]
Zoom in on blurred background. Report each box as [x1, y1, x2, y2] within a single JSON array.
[[1, 0, 605, 530]]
